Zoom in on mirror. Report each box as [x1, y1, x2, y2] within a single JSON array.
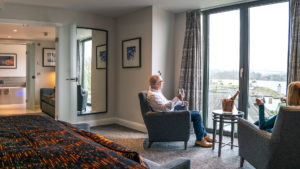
[[76, 27, 108, 115]]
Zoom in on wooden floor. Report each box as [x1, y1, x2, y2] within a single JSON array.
[[0, 104, 42, 116]]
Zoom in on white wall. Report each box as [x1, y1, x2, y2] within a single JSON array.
[[116, 7, 153, 129], [0, 44, 26, 77], [0, 3, 117, 123], [174, 12, 186, 95], [34, 41, 56, 106], [0, 3, 189, 131], [152, 6, 175, 98]]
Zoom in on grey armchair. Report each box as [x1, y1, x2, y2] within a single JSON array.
[[77, 85, 88, 112], [238, 106, 300, 169], [138, 91, 190, 149]]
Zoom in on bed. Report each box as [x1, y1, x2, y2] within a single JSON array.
[[0, 115, 148, 168]]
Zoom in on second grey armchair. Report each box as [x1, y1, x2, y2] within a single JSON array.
[[238, 106, 300, 169], [138, 91, 191, 149]]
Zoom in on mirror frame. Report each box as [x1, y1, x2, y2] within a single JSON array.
[[77, 26, 108, 116]]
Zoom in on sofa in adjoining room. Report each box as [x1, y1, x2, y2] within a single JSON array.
[[40, 88, 55, 118], [40, 85, 88, 118], [77, 84, 88, 112]]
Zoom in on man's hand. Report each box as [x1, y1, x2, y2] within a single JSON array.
[[177, 93, 184, 100], [183, 101, 189, 106]]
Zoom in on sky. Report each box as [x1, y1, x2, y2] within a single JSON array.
[[209, 2, 289, 74]]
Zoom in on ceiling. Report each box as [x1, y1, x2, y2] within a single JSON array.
[[0, 0, 254, 41], [3, 0, 253, 18], [0, 23, 56, 41]]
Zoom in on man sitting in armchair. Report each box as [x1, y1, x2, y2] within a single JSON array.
[[147, 75, 213, 147]]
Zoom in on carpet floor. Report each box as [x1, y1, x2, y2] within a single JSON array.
[[91, 124, 255, 169]]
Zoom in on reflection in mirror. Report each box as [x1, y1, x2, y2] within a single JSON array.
[[76, 27, 107, 115]]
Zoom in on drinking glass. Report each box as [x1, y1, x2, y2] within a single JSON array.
[[178, 88, 185, 100]]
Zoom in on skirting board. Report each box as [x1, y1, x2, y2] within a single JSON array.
[[76, 118, 147, 133]]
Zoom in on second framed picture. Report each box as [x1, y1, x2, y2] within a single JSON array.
[[43, 48, 56, 67], [96, 44, 107, 69], [122, 37, 141, 68]]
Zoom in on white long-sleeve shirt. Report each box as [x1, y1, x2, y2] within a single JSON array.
[[147, 88, 182, 112]]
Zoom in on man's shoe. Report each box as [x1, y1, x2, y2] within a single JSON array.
[[205, 135, 214, 143], [195, 140, 212, 148]]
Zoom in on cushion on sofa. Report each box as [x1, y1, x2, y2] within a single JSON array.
[[49, 97, 55, 106], [42, 94, 54, 102]]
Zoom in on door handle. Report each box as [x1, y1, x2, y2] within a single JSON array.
[[240, 68, 244, 78], [66, 78, 78, 82]]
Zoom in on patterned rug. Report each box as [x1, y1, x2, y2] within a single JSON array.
[[91, 124, 255, 169]]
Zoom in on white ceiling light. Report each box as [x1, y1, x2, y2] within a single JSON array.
[[13, 29, 17, 32], [7, 36, 11, 38]]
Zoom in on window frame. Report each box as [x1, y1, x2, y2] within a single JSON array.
[[202, 0, 290, 129]]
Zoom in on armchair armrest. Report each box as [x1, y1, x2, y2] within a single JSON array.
[[161, 157, 190, 169], [146, 111, 190, 118], [145, 157, 190, 169], [238, 118, 273, 169]]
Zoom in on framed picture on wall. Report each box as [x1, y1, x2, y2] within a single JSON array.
[[122, 37, 141, 68], [0, 53, 17, 69], [43, 48, 56, 67], [96, 44, 107, 69]]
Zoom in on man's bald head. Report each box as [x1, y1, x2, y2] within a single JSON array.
[[149, 75, 163, 89]]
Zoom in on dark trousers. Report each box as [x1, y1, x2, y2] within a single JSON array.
[[174, 105, 207, 141], [253, 105, 277, 133]]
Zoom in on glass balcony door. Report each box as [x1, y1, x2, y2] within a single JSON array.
[[207, 9, 240, 130], [203, 0, 289, 131], [248, 2, 289, 122]]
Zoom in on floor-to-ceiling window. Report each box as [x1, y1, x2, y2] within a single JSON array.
[[207, 10, 240, 129], [203, 0, 289, 130]]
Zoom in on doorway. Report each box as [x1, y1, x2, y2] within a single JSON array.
[[0, 22, 56, 116]]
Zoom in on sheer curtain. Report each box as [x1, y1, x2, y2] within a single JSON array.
[[288, 0, 300, 83], [179, 9, 202, 110]]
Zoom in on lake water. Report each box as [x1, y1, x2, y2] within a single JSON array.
[[211, 79, 287, 95]]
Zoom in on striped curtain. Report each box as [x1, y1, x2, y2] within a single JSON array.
[[288, 0, 300, 83], [179, 10, 202, 110]]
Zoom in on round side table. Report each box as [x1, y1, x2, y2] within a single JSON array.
[[212, 109, 244, 157]]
